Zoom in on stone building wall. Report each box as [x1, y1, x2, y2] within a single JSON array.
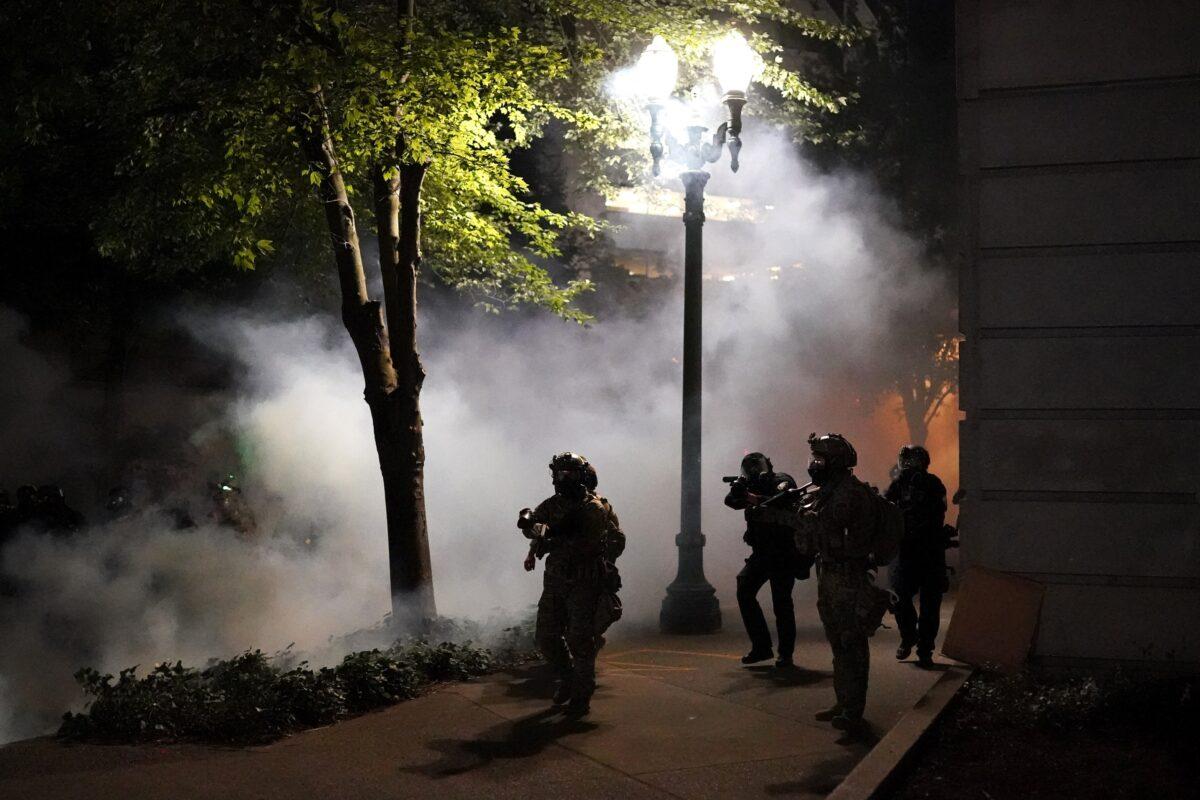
[[957, 0, 1200, 669]]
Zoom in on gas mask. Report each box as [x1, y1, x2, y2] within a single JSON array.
[[807, 455, 831, 485], [897, 445, 930, 476], [552, 468, 586, 500], [741, 453, 771, 481]]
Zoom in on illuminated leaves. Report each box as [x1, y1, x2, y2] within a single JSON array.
[[53, 0, 859, 310]]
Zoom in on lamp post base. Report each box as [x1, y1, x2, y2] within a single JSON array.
[[660, 578, 721, 634]]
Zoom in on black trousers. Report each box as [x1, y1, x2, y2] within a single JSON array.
[[736, 552, 796, 657], [890, 557, 946, 656]]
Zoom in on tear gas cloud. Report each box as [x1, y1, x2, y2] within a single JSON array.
[[0, 131, 957, 743]]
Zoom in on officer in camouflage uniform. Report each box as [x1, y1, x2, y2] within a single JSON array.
[[795, 433, 878, 736], [518, 453, 617, 717], [886, 445, 948, 667]]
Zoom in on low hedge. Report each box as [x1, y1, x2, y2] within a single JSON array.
[[59, 636, 526, 745]]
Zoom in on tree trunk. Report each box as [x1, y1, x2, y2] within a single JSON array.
[[903, 396, 928, 447], [301, 86, 436, 626], [372, 155, 435, 626], [899, 379, 929, 447]]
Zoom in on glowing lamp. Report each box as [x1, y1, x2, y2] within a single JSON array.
[[638, 35, 679, 102], [711, 31, 757, 171], [711, 31, 758, 95]]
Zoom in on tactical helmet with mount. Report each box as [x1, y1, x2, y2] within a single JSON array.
[[740, 452, 773, 479], [898, 444, 931, 472], [549, 452, 590, 496], [807, 433, 858, 469], [549, 452, 589, 473]]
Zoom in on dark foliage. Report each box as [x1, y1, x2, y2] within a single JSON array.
[[956, 669, 1198, 733], [58, 638, 513, 745], [890, 670, 1199, 800], [334, 649, 424, 714]]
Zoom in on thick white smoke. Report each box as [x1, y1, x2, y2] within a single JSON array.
[[0, 131, 957, 743]]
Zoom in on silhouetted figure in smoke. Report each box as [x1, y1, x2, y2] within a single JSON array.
[[725, 452, 804, 668], [517, 452, 622, 718], [38, 485, 84, 533], [885, 445, 949, 668], [8, 484, 85, 535], [207, 474, 258, 536]]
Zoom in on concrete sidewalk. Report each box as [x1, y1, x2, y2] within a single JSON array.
[[0, 609, 955, 799]]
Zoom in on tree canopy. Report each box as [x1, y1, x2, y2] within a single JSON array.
[[5, 0, 861, 314]]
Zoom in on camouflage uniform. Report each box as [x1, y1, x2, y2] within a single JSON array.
[[796, 473, 877, 722], [594, 494, 626, 643], [529, 491, 612, 703]]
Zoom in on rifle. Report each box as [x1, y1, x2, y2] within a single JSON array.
[[722, 475, 811, 503], [757, 482, 815, 509], [739, 482, 815, 529]]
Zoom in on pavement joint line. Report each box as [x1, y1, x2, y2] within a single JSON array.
[[598, 662, 848, 735], [448, 672, 834, 793], [599, 659, 958, 742], [454, 664, 853, 738], [601, 647, 743, 662], [602, 662, 699, 672], [444, 677, 690, 800]]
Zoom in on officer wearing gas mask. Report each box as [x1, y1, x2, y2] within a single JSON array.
[[795, 433, 878, 737], [517, 452, 615, 717], [885, 445, 948, 667], [724, 452, 801, 668]]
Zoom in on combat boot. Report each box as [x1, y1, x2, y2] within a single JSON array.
[[895, 642, 913, 661], [814, 706, 843, 722], [741, 647, 774, 665], [917, 651, 935, 669], [552, 680, 572, 705], [831, 713, 868, 738], [564, 696, 591, 719]]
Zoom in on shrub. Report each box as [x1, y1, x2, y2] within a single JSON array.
[[59, 637, 505, 745], [397, 640, 493, 682], [336, 649, 423, 713], [958, 669, 1198, 734]]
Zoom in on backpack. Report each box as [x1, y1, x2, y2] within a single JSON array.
[[865, 483, 904, 565]]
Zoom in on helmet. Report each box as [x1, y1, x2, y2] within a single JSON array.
[[807, 433, 857, 469], [807, 433, 856, 486], [740, 452, 773, 479], [898, 444, 931, 472], [582, 462, 599, 492], [549, 452, 589, 474], [549, 452, 590, 497]]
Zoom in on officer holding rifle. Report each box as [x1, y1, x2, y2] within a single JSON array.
[[724, 452, 812, 668]]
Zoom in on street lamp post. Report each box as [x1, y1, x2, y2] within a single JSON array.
[[636, 33, 759, 634]]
